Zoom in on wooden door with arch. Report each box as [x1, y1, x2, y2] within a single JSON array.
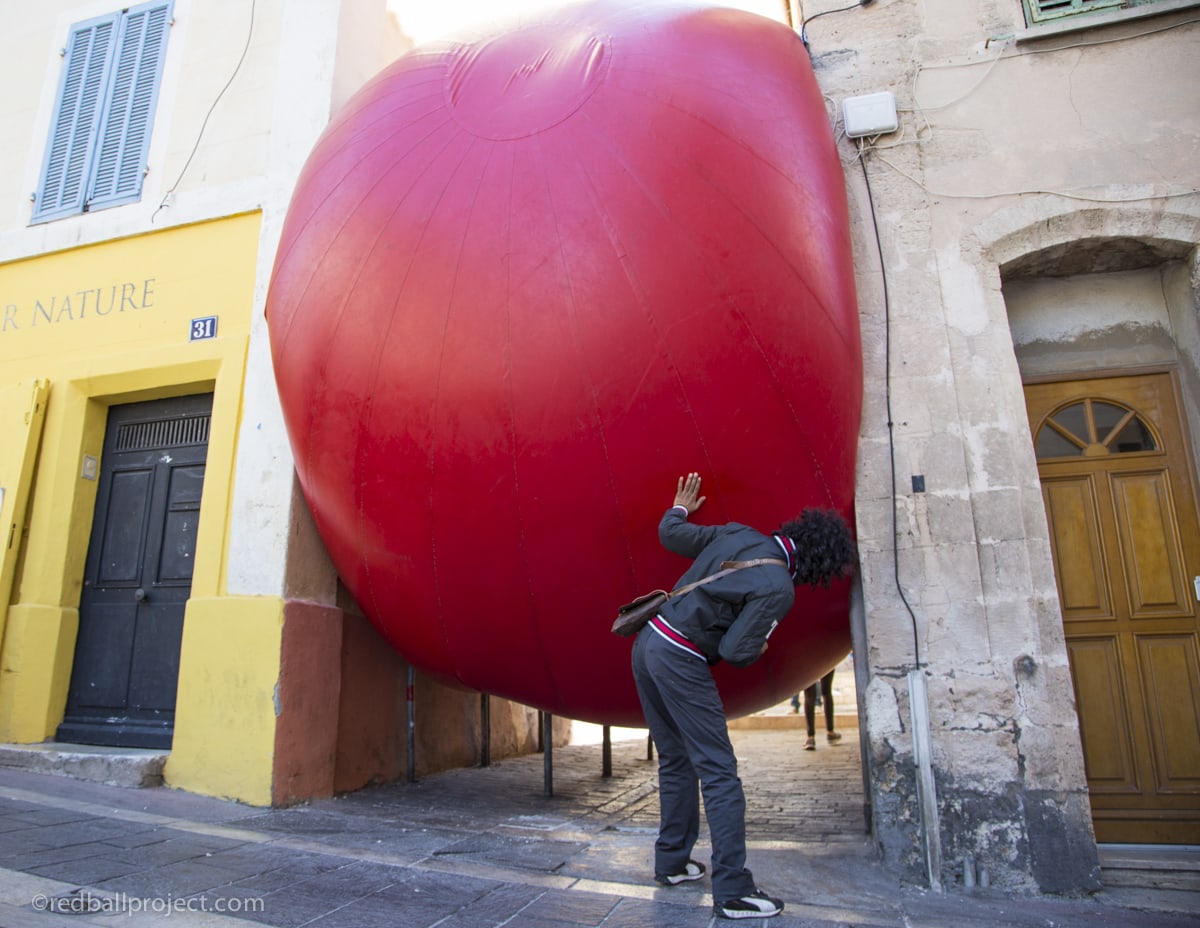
[[1025, 370, 1200, 844]]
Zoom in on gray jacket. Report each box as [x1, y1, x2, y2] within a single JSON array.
[[655, 507, 795, 667]]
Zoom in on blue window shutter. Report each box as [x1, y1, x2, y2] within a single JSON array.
[[32, 14, 118, 222], [88, 2, 173, 210]]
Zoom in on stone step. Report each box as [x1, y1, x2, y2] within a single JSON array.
[[0, 742, 166, 788], [1099, 844, 1200, 891]]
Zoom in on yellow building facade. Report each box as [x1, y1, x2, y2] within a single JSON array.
[[1, 214, 261, 777]]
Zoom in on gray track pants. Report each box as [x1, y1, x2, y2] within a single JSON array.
[[631, 626, 757, 902]]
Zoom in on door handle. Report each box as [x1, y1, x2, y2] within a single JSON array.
[[134, 588, 147, 602]]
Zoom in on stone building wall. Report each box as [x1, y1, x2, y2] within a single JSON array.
[[804, 0, 1200, 892]]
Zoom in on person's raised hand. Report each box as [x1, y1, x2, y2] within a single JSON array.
[[673, 472, 706, 514]]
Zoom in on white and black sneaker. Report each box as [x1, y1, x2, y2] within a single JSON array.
[[714, 889, 784, 919], [654, 859, 706, 886]]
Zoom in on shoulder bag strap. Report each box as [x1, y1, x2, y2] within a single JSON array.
[[666, 557, 786, 600]]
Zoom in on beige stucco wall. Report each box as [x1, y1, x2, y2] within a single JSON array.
[[1006, 266, 1181, 373]]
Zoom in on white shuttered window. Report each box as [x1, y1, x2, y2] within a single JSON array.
[[33, 1, 172, 224]]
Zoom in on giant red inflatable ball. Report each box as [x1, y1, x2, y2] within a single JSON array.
[[265, 0, 861, 726]]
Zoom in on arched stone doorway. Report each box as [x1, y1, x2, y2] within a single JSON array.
[[997, 218, 1200, 844]]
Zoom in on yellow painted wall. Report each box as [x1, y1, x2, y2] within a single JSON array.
[[0, 380, 48, 644], [0, 213, 262, 743], [167, 596, 284, 807]]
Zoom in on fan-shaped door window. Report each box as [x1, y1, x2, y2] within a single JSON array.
[[1035, 398, 1157, 460]]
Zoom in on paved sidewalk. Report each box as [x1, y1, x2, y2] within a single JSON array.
[[0, 727, 1197, 927]]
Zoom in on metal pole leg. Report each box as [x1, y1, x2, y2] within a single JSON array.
[[406, 666, 416, 783], [543, 711, 554, 797], [480, 693, 491, 768]]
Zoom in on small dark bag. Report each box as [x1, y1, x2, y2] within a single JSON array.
[[611, 591, 669, 637], [610, 558, 785, 638]]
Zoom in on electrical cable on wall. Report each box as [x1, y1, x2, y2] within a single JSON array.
[[152, 0, 257, 223], [856, 138, 923, 670], [799, 0, 875, 49], [870, 152, 1199, 202], [908, 15, 1200, 118]]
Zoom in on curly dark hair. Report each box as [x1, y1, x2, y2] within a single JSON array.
[[778, 508, 857, 588]]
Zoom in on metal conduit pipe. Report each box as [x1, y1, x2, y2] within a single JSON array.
[[908, 669, 943, 891]]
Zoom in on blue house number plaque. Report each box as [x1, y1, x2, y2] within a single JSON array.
[[190, 316, 218, 341]]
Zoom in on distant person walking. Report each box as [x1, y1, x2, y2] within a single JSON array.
[[795, 669, 841, 750]]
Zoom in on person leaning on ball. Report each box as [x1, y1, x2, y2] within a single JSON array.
[[630, 472, 856, 920]]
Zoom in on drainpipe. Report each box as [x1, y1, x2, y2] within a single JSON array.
[[908, 669, 943, 891], [782, 0, 801, 30], [849, 577, 872, 833]]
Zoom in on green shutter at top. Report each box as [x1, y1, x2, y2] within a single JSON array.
[[1024, 0, 1124, 23]]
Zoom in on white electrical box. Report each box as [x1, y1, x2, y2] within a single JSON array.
[[843, 91, 898, 138]]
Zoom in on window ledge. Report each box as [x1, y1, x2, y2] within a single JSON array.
[[1015, 0, 1200, 42]]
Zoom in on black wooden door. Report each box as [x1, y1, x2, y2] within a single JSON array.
[[57, 394, 211, 749]]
